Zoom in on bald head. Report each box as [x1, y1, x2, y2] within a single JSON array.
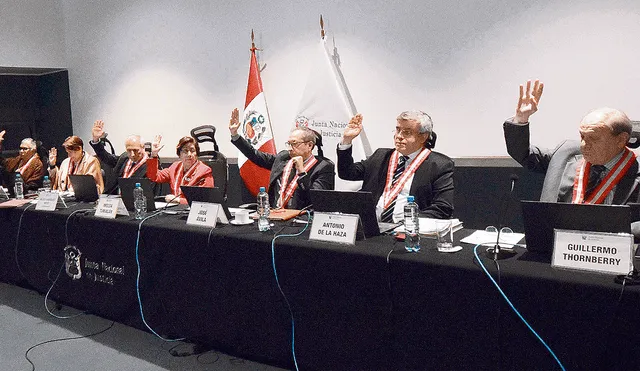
[[579, 107, 631, 165], [124, 135, 145, 162]]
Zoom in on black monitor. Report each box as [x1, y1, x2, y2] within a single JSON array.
[[68, 174, 99, 202], [521, 200, 632, 253], [117, 178, 157, 211], [309, 189, 380, 239], [180, 186, 232, 221]]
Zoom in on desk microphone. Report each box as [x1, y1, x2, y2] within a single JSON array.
[[486, 174, 519, 260]]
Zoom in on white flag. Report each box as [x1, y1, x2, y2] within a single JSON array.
[[293, 36, 371, 191]]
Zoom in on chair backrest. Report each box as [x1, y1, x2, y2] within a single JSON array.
[[200, 152, 228, 201], [190, 125, 219, 152], [628, 121, 640, 149]]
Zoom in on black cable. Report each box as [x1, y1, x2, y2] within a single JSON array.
[[385, 240, 400, 315], [24, 321, 115, 371], [14, 203, 36, 284]]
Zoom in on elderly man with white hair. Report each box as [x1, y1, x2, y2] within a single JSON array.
[[337, 110, 455, 221], [0, 130, 45, 191], [89, 120, 149, 194]]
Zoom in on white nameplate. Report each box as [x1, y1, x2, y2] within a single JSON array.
[[309, 212, 359, 245], [186, 201, 219, 228], [36, 191, 60, 211], [552, 229, 634, 275], [95, 196, 127, 219]]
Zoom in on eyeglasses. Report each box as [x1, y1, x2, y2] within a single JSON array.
[[285, 141, 308, 149], [393, 128, 420, 137], [19, 147, 31, 151], [180, 148, 197, 155]]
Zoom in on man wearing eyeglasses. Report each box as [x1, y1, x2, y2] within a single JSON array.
[[504, 79, 640, 207], [337, 110, 454, 222], [0, 130, 45, 191], [229, 108, 335, 209], [89, 120, 149, 194]]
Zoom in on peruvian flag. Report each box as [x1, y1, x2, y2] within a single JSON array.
[[238, 43, 276, 196]]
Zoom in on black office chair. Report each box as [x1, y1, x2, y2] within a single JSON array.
[[628, 121, 640, 149], [190, 125, 228, 200]]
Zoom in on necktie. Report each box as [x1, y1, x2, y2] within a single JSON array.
[[380, 155, 408, 222], [585, 165, 606, 196]]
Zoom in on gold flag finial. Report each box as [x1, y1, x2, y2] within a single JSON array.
[[320, 15, 325, 38]]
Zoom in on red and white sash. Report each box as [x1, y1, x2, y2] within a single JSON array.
[[277, 156, 318, 209], [571, 148, 636, 204], [122, 152, 148, 178], [173, 161, 203, 196], [381, 149, 431, 209]]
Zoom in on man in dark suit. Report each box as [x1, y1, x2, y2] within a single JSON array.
[[337, 111, 454, 221], [89, 120, 149, 194], [504, 79, 640, 206], [229, 108, 335, 209]]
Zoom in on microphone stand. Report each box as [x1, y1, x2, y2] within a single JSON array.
[[486, 175, 519, 260]]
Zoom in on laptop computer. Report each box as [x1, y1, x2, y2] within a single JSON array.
[[118, 178, 158, 211], [521, 200, 632, 253], [180, 186, 232, 221], [309, 189, 381, 239], [69, 174, 100, 202]]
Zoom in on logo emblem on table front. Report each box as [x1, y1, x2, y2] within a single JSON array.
[[64, 245, 82, 280]]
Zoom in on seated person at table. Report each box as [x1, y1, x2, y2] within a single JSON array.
[[146, 135, 214, 204], [49, 136, 104, 194], [503, 79, 640, 233], [0, 130, 45, 191], [229, 108, 335, 209], [337, 110, 454, 222], [89, 119, 149, 194]]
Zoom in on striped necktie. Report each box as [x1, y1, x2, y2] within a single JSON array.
[[380, 155, 408, 222], [585, 165, 606, 197]]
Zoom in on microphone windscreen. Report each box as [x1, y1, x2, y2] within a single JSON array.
[[509, 174, 519, 182]]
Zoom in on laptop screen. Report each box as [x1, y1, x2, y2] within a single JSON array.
[[521, 200, 632, 253], [309, 189, 380, 239]]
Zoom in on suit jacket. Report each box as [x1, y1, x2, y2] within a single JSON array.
[[50, 153, 104, 194], [146, 157, 214, 204], [1, 153, 45, 191], [504, 121, 640, 204], [90, 140, 148, 194], [337, 146, 454, 219], [232, 136, 335, 209]]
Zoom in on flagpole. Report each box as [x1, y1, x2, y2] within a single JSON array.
[[249, 30, 275, 151]]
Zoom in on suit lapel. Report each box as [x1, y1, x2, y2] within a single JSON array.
[[613, 160, 640, 204]]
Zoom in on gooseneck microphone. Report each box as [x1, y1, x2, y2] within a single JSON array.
[[486, 174, 519, 260]]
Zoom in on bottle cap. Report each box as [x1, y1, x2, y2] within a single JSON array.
[[44, 176, 49, 180], [407, 195, 415, 202], [135, 183, 141, 187], [259, 186, 266, 192]]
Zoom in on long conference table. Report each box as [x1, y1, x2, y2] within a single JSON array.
[[2, 202, 640, 370]]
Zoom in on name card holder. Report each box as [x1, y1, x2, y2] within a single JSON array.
[[186, 201, 221, 228], [552, 229, 634, 275], [95, 196, 129, 219], [0, 187, 9, 202], [36, 191, 67, 211], [309, 212, 359, 245]]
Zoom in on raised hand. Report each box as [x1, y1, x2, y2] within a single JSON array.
[[229, 108, 241, 136], [341, 114, 363, 145], [92, 120, 105, 142], [515, 79, 544, 123], [291, 156, 304, 173], [151, 135, 164, 157], [0, 130, 5, 142], [49, 147, 57, 166]]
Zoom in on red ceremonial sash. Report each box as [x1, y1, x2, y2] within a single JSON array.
[[277, 156, 318, 209], [122, 152, 148, 178], [173, 161, 202, 196], [571, 148, 636, 204], [381, 148, 431, 209]]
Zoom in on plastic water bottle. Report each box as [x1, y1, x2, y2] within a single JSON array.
[[42, 176, 51, 191], [404, 195, 420, 252], [133, 182, 146, 220], [257, 186, 270, 231], [14, 174, 24, 199]]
